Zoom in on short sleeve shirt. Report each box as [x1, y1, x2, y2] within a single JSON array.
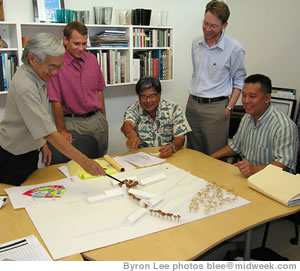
[[124, 99, 192, 147], [0, 65, 57, 155], [229, 105, 298, 170]]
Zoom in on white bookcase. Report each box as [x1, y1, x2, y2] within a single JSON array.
[[0, 22, 174, 118]]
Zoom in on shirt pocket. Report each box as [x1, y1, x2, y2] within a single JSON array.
[[207, 57, 230, 83]]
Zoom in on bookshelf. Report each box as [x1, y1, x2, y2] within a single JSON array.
[[0, 23, 174, 94], [0, 22, 19, 94], [132, 26, 173, 83]]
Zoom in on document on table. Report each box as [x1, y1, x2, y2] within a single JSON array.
[[119, 152, 165, 167], [0, 235, 52, 261]]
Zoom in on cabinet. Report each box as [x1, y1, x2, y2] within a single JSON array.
[[0, 23, 174, 91]]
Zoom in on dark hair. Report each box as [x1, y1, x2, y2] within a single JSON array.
[[63, 21, 88, 40], [244, 74, 272, 95], [205, 0, 230, 24], [136, 76, 161, 95]]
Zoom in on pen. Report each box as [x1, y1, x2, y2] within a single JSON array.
[[106, 173, 124, 184]]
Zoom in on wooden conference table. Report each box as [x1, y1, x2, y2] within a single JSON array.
[[1, 147, 300, 261]]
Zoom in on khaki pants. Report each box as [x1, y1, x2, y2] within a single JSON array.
[[64, 111, 108, 157], [185, 96, 229, 155]]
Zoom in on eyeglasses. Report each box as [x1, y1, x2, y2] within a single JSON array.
[[139, 94, 158, 101], [202, 20, 222, 30], [44, 62, 64, 73]]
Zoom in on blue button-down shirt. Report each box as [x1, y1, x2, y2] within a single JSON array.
[[229, 105, 299, 170], [189, 32, 246, 98]]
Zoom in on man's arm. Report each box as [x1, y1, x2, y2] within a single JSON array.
[[44, 131, 105, 176], [225, 88, 241, 117], [121, 120, 141, 150], [98, 90, 106, 116], [159, 134, 185, 158], [51, 101, 72, 143], [234, 160, 287, 178], [211, 145, 237, 159]]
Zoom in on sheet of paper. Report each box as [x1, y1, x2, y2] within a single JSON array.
[[5, 177, 92, 209], [113, 156, 136, 171], [58, 166, 70, 177], [0, 235, 52, 261], [119, 151, 165, 167], [26, 163, 250, 260]]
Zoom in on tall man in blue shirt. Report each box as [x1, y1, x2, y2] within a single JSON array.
[[211, 74, 298, 177], [186, 0, 246, 155]]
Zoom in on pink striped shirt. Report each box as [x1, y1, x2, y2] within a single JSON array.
[[47, 51, 106, 114]]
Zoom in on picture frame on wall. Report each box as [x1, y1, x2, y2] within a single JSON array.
[[32, 0, 65, 22]]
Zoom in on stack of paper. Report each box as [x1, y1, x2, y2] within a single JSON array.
[[248, 165, 300, 207]]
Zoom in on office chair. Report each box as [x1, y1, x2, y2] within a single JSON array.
[[48, 134, 99, 165]]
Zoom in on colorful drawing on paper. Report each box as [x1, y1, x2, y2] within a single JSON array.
[[23, 185, 66, 199]]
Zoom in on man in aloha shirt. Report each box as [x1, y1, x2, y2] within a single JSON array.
[[121, 76, 191, 158]]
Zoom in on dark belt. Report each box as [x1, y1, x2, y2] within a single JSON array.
[[64, 110, 99, 118], [191, 95, 228, 104]]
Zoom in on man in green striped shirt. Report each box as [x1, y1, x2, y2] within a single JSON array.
[[211, 74, 298, 177]]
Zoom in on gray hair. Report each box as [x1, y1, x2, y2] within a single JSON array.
[[21, 33, 65, 65]]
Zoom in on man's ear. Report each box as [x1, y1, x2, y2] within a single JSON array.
[[63, 36, 68, 47], [222, 22, 228, 31], [265, 93, 272, 103], [27, 53, 36, 66]]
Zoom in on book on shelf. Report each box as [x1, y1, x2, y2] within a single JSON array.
[[133, 29, 172, 48], [133, 49, 172, 81], [248, 164, 300, 207], [0, 55, 4, 91]]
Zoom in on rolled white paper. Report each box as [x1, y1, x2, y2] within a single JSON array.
[[139, 173, 167, 186], [125, 208, 147, 224], [128, 188, 158, 199], [104, 188, 124, 198], [87, 194, 106, 204]]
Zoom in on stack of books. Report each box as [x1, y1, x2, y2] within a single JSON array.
[[90, 30, 129, 48]]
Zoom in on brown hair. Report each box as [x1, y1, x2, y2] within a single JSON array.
[[63, 21, 88, 40], [205, 0, 230, 24]]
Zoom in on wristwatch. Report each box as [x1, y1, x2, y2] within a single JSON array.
[[226, 106, 232, 112], [171, 143, 176, 153]]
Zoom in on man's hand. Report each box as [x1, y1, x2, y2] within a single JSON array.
[[234, 160, 254, 177], [41, 143, 52, 167], [81, 158, 106, 176], [159, 144, 173, 158], [59, 129, 72, 143], [225, 108, 231, 118], [126, 132, 141, 150]]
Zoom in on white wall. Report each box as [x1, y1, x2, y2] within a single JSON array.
[[3, 0, 300, 155], [226, 0, 300, 116]]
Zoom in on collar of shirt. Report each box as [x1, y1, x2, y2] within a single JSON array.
[[250, 104, 273, 128], [64, 50, 86, 66], [23, 64, 46, 89], [199, 31, 225, 50]]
